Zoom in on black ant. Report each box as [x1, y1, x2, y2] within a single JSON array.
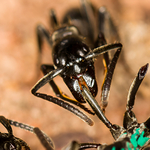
[[0, 115, 53, 150], [31, 0, 122, 126]]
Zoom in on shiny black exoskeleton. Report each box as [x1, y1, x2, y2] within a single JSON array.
[[31, 0, 122, 125]]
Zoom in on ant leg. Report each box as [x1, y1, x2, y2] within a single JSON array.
[[81, 85, 112, 128], [96, 6, 122, 113], [36, 24, 52, 78], [32, 92, 94, 126], [31, 67, 65, 94], [41, 65, 71, 99], [41, 64, 95, 115], [97, 6, 110, 68], [123, 64, 149, 129], [8, 119, 54, 147], [85, 42, 122, 59], [31, 67, 94, 126], [81, 85, 124, 140], [34, 127, 54, 150], [96, 8, 111, 97], [126, 63, 149, 111], [37, 9, 60, 51], [79, 143, 101, 150], [36, 25, 51, 53], [49, 9, 59, 29], [101, 48, 122, 112], [94, 33, 110, 112]]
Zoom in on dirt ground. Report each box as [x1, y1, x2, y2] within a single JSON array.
[[0, 0, 150, 149]]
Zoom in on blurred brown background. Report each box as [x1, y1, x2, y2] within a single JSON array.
[[0, 0, 150, 149]]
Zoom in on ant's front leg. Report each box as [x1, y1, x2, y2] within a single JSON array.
[[41, 64, 95, 115], [31, 66, 94, 126], [36, 25, 51, 53], [96, 7, 110, 69], [41, 64, 81, 102], [96, 7, 122, 113], [100, 47, 122, 112], [95, 32, 110, 69]]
